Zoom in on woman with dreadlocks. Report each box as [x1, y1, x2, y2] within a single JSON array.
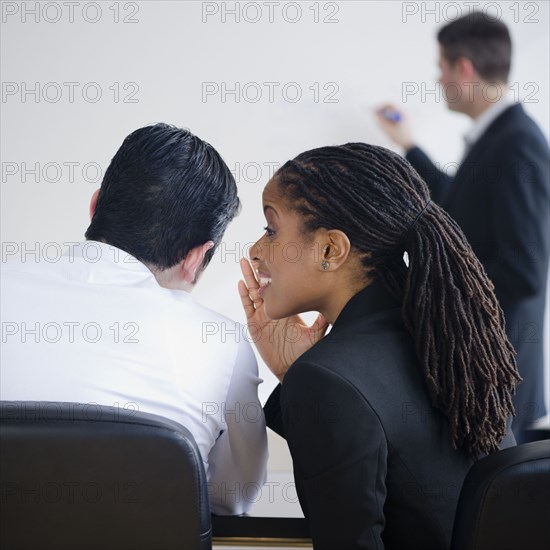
[[238, 143, 520, 550]]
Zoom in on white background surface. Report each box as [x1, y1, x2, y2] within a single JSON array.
[[2, 0, 549, 516]]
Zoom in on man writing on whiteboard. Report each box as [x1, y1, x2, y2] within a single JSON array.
[[377, 12, 550, 441]]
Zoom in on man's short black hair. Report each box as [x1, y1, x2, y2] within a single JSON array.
[[85, 123, 240, 270], [438, 11, 512, 83]]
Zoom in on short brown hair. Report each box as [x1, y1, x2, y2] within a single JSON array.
[[438, 12, 512, 82]]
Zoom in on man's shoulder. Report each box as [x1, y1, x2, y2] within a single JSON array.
[[492, 104, 548, 146], [1, 258, 62, 281], [468, 105, 549, 169], [186, 299, 244, 332]]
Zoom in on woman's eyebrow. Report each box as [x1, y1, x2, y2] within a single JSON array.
[[263, 204, 279, 217]]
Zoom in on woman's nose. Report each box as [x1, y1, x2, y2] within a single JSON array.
[[249, 240, 262, 262]]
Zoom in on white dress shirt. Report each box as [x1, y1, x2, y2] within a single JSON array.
[[1, 241, 267, 514]]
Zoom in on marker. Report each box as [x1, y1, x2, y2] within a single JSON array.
[[380, 108, 402, 122]]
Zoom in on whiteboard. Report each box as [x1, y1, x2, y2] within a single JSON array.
[[2, 0, 549, 422]]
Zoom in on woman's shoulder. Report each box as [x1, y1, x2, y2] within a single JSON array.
[[287, 310, 437, 432], [295, 306, 413, 377]]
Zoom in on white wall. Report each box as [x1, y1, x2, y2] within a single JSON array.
[[2, 0, 549, 512]]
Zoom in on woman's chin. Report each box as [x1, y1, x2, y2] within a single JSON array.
[[264, 304, 281, 320], [264, 299, 301, 321], [264, 299, 288, 321]]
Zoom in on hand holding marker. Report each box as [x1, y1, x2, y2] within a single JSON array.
[[379, 107, 402, 122], [374, 105, 415, 151]]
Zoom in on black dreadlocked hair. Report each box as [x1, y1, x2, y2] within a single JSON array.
[[275, 142, 521, 460]]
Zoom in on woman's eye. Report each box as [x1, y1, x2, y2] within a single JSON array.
[[263, 226, 275, 238]]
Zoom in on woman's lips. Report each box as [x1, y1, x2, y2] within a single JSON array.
[[257, 272, 272, 296]]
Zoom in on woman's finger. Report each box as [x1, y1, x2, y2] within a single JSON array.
[[238, 279, 257, 320], [240, 258, 260, 291], [240, 257, 264, 305], [310, 313, 330, 341]]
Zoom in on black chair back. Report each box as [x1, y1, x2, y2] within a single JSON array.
[[451, 439, 550, 550], [0, 401, 212, 550]]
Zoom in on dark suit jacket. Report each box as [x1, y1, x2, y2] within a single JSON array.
[[264, 281, 516, 550], [406, 103, 550, 432]]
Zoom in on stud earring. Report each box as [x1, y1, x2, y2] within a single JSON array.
[[321, 260, 330, 271]]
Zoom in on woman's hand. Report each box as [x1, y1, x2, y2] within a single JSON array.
[[238, 258, 330, 383]]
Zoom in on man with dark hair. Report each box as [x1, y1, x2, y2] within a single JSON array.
[[85, 123, 240, 276], [377, 12, 550, 441], [1, 124, 268, 514]]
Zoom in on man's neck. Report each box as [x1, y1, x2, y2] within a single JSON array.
[[467, 82, 507, 120], [148, 263, 194, 292], [461, 89, 514, 152], [469, 100, 496, 120]]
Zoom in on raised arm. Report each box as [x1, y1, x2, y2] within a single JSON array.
[[375, 104, 452, 204], [405, 146, 453, 204]]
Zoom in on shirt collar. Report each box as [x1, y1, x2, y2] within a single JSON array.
[[332, 278, 401, 329], [63, 242, 195, 302], [64, 241, 150, 271], [464, 95, 515, 149], [61, 241, 160, 287]]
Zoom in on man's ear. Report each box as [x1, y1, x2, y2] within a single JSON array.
[[180, 241, 215, 284], [319, 230, 351, 271], [89, 189, 100, 221], [455, 56, 476, 82]]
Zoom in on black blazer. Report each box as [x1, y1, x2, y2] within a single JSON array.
[[264, 281, 516, 550], [406, 103, 550, 433]]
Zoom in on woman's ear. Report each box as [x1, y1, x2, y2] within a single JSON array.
[[319, 230, 351, 271], [89, 188, 100, 221]]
